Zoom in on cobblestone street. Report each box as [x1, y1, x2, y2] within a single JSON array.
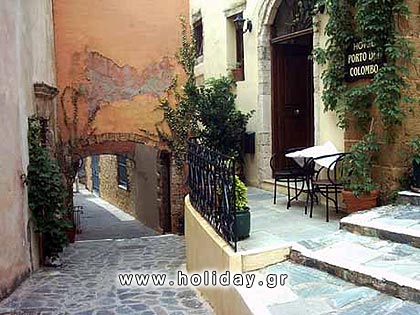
[[0, 192, 213, 315]]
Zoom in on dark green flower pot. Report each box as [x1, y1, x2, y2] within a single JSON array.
[[235, 208, 250, 240], [413, 161, 420, 190]]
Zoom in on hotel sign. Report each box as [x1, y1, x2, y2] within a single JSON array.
[[345, 41, 384, 82]]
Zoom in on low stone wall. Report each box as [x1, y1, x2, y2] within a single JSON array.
[[185, 196, 289, 315], [185, 196, 251, 315]]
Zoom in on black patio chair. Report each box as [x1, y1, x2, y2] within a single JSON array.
[[306, 152, 349, 222], [270, 147, 312, 209]]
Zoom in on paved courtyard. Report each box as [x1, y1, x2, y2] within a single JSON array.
[[239, 187, 346, 251]]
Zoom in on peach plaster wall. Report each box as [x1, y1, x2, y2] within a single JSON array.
[[53, 0, 189, 145]]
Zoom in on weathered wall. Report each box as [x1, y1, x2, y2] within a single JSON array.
[[0, 0, 56, 299], [190, 0, 343, 187], [53, 0, 188, 147], [97, 155, 135, 215]]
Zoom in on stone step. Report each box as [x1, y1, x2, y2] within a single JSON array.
[[340, 204, 420, 248], [237, 261, 420, 315], [397, 190, 420, 206], [289, 230, 420, 303]]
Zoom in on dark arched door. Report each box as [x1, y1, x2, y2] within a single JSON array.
[[271, 0, 314, 171]]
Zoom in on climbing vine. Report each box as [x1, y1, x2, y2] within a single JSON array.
[[313, 0, 414, 135], [157, 16, 200, 170]]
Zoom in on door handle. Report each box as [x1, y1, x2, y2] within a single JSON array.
[[293, 109, 300, 116]]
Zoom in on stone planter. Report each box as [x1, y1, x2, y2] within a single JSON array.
[[342, 189, 379, 213], [235, 208, 250, 240]]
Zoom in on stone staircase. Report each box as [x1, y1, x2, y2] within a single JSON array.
[[239, 191, 420, 314]]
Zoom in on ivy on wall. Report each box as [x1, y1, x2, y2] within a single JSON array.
[[313, 0, 414, 135]]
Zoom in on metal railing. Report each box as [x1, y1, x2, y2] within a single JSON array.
[[187, 139, 237, 251]]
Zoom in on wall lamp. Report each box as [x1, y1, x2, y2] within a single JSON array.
[[233, 15, 252, 34]]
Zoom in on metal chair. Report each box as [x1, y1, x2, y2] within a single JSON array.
[[306, 152, 349, 222], [270, 147, 311, 208]]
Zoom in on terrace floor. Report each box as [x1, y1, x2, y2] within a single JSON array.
[[238, 187, 346, 252]]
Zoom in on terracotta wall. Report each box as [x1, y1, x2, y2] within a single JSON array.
[[0, 0, 56, 299], [53, 0, 189, 147]]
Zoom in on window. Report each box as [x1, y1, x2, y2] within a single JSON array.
[[117, 155, 129, 189], [231, 13, 245, 81], [193, 19, 203, 57]]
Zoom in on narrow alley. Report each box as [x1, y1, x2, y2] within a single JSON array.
[[0, 191, 213, 315]]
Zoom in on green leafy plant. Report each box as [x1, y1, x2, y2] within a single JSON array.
[[27, 116, 70, 258], [314, 0, 414, 135], [235, 176, 248, 212], [198, 77, 253, 162], [157, 16, 200, 170], [408, 137, 420, 164], [342, 133, 380, 196], [158, 18, 253, 172]]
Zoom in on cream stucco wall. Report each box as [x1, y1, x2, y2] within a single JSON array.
[[0, 0, 56, 299], [190, 0, 344, 186]]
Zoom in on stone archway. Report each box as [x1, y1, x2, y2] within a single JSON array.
[[254, 0, 322, 182]]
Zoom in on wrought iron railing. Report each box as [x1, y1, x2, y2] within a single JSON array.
[[187, 139, 237, 251]]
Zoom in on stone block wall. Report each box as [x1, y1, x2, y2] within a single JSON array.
[[99, 155, 135, 216], [170, 159, 188, 234]]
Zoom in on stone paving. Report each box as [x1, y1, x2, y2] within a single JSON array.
[[74, 189, 158, 241], [0, 235, 213, 315], [239, 188, 345, 251], [240, 261, 420, 315]]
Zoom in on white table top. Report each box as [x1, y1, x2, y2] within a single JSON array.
[[285, 141, 340, 169]]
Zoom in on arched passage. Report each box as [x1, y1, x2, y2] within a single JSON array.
[[73, 135, 173, 235]]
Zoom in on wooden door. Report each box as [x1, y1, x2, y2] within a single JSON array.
[[272, 41, 314, 171]]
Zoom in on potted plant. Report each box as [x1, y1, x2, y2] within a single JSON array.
[[341, 133, 380, 213], [408, 137, 420, 192], [235, 176, 250, 240], [229, 63, 244, 82]]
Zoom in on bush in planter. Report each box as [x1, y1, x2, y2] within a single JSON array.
[[197, 77, 253, 168], [27, 116, 71, 263], [341, 133, 380, 212], [408, 137, 420, 191], [234, 176, 250, 240]]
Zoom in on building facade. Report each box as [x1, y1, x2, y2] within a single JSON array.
[[0, 0, 57, 299], [190, 0, 420, 196]]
